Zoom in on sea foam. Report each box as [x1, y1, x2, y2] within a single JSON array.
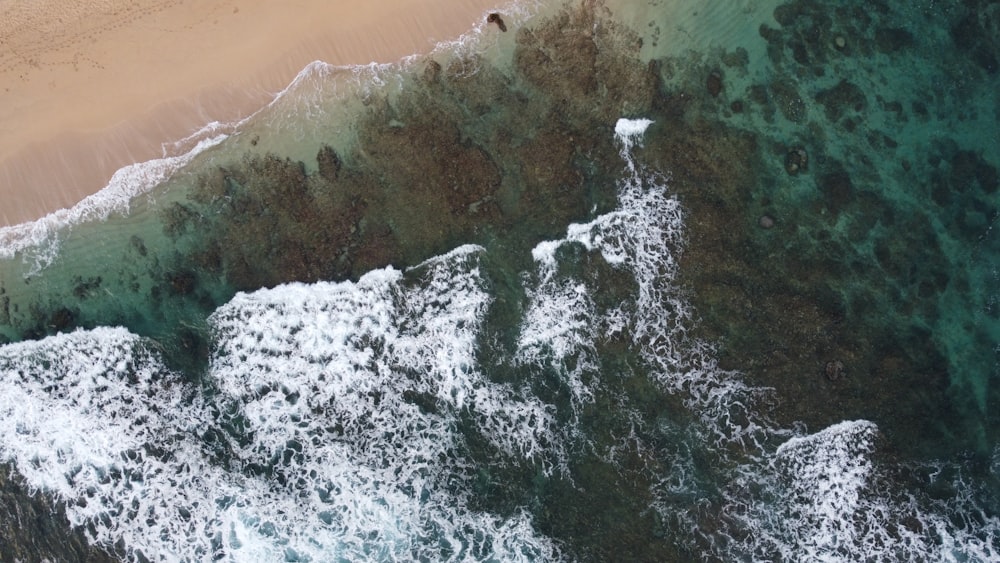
[[0, 245, 562, 561], [525, 120, 1000, 561], [716, 419, 1000, 562], [2, 111, 997, 561], [206, 244, 562, 560], [0, 135, 226, 275], [526, 115, 771, 451]]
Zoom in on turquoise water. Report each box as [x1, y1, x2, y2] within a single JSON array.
[[0, 0, 998, 560]]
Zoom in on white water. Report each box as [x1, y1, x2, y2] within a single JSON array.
[[0, 118, 997, 561], [715, 419, 1000, 562], [0, 135, 227, 275], [0, 0, 540, 282], [0, 246, 562, 561]]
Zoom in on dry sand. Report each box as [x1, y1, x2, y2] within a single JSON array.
[[0, 0, 504, 227]]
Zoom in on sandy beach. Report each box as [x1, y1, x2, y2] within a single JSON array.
[[0, 0, 504, 227]]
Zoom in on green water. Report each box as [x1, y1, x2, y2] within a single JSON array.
[[0, 0, 998, 560]]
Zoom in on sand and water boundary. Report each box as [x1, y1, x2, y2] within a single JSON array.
[[0, 0, 503, 226]]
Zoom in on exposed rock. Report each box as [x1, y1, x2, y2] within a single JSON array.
[[487, 12, 507, 32]]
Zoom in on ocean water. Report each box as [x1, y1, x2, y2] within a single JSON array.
[[0, 0, 998, 560]]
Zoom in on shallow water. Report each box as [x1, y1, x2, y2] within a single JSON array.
[[0, 0, 998, 560]]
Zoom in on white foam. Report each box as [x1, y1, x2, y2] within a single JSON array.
[[0, 245, 563, 560], [705, 420, 1000, 562], [525, 117, 772, 453], [0, 135, 226, 275], [595, 120, 1000, 561], [3, 103, 996, 562], [516, 278, 599, 425], [614, 118, 654, 159], [769, 420, 880, 557], [614, 118, 654, 143], [205, 244, 562, 559], [0, 327, 229, 559]]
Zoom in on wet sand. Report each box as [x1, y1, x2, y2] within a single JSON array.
[[0, 0, 504, 227]]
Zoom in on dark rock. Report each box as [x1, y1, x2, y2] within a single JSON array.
[[949, 10, 999, 74], [790, 39, 810, 65], [722, 47, 749, 68], [818, 169, 855, 214], [71, 276, 102, 299], [784, 146, 809, 175], [730, 100, 745, 113], [423, 60, 442, 83], [882, 99, 903, 117], [166, 270, 197, 296], [972, 46, 999, 74], [825, 360, 846, 381], [748, 84, 769, 105], [130, 234, 147, 257], [773, 3, 808, 26], [770, 79, 806, 122], [815, 79, 867, 122], [947, 150, 999, 194], [759, 24, 783, 43], [950, 150, 981, 192], [874, 27, 914, 53], [950, 14, 980, 51], [977, 160, 998, 193], [931, 174, 952, 207], [487, 12, 507, 32], [316, 145, 342, 181], [514, 12, 599, 99], [49, 307, 76, 332], [759, 24, 786, 65], [161, 202, 199, 239], [706, 69, 723, 97]]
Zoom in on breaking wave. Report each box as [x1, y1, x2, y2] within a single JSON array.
[[0, 247, 562, 561], [0, 117, 997, 561], [0, 135, 227, 275]]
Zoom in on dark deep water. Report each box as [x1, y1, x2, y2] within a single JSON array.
[[0, 0, 998, 560]]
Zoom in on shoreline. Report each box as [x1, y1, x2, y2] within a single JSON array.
[[0, 0, 505, 227]]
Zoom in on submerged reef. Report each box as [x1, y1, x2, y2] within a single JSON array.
[[179, 2, 666, 294], [0, 1, 658, 351], [640, 0, 1000, 459], [0, 0, 998, 559]]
